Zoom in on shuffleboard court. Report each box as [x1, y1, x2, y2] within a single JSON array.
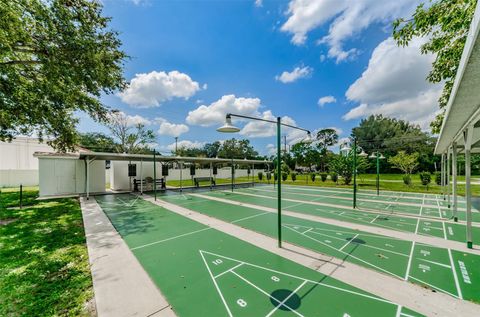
[[94, 194, 421, 316], [239, 186, 480, 223], [211, 187, 480, 244], [159, 193, 480, 302]]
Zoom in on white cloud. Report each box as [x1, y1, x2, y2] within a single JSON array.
[[166, 140, 206, 151], [275, 66, 313, 83], [281, 0, 420, 62], [108, 111, 152, 127], [239, 111, 296, 138], [119, 70, 201, 107], [156, 118, 189, 137], [266, 143, 277, 156], [186, 94, 262, 127], [343, 37, 442, 130], [255, 0, 263, 7], [318, 95, 336, 107]]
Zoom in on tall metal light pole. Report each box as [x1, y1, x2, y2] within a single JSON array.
[[369, 151, 385, 196], [217, 113, 311, 248], [175, 137, 178, 156], [342, 139, 367, 209]]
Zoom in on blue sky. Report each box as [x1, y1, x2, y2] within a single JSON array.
[[78, 0, 441, 155]]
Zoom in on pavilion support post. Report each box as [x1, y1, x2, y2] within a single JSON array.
[[86, 156, 90, 200], [441, 153, 445, 200], [209, 162, 213, 190], [153, 151, 157, 201], [140, 159, 143, 195], [452, 143, 458, 222], [447, 148, 451, 208], [252, 164, 255, 187], [464, 126, 473, 249]]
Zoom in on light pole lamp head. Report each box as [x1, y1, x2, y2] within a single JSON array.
[[303, 131, 313, 143], [369, 153, 376, 159], [217, 114, 240, 133], [379, 154, 385, 159]]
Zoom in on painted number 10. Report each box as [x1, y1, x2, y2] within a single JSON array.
[[212, 259, 223, 265]]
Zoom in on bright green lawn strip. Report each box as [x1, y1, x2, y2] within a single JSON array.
[[0, 189, 94, 317]]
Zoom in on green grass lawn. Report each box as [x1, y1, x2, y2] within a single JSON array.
[[0, 188, 94, 316], [168, 173, 480, 196]]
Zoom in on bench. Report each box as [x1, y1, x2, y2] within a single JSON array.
[[193, 177, 216, 188], [133, 178, 166, 192]]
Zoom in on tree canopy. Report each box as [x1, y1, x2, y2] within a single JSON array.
[[393, 0, 478, 133], [0, 0, 127, 151], [175, 138, 260, 160]]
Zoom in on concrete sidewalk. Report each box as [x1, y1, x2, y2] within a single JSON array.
[[80, 197, 176, 317]]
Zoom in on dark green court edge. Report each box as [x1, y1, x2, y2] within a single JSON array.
[[95, 194, 422, 317]]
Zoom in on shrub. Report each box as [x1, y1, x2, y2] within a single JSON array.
[[320, 173, 327, 182], [310, 173, 316, 182], [266, 172, 271, 181], [258, 172, 263, 181], [403, 175, 412, 186], [434, 171, 441, 185], [291, 172, 297, 181], [274, 172, 277, 181], [343, 174, 352, 185], [282, 172, 288, 181], [419, 172, 431, 187], [330, 172, 338, 183]]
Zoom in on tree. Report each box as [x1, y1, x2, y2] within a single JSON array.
[[393, 0, 478, 133], [0, 0, 127, 151], [78, 132, 117, 152], [329, 152, 368, 185], [107, 112, 155, 154], [388, 151, 419, 174], [316, 128, 338, 172], [217, 138, 258, 159], [204, 141, 221, 158], [352, 115, 437, 172]]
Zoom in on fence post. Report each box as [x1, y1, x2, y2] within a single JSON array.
[[19, 184, 23, 209]]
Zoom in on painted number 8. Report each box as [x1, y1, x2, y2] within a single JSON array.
[[237, 299, 247, 307], [212, 259, 223, 265], [271, 276, 280, 282]]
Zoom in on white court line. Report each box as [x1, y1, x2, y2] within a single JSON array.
[[200, 251, 233, 317], [131, 228, 211, 251], [404, 242, 415, 280], [284, 226, 405, 280], [370, 215, 380, 223], [231, 271, 304, 317], [418, 258, 451, 269], [396, 305, 402, 317], [307, 231, 409, 257], [339, 234, 359, 251], [414, 218, 420, 235], [231, 211, 270, 224], [448, 248, 463, 300], [265, 280, 308, 317], [442, 221, 448, 240], [214, 263, 244, 279], [202, 250, 396, 306], [301, 228, 313, 234], [408, 276, 460, 299]]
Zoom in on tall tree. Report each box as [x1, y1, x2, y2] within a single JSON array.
[[217, 138, 258, 159], [78, 132, 117, 152], [0, 0, 127, 151], [107, 112, 155, 154], [316, 128, 338, 171], [393, 0, 478, 133]]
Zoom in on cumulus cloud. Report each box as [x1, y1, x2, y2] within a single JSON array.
[[119, 70, 201, 107], [281, 0, 420, 62], [318, 95, 336, 107], [166, 140, 206, 151], [255, 0, 263, 7], [186, 94, 262, 127], [343, 37, 442, 130], [275, 66, 313, 83], [156, 118, 189, 137], [239, 110, 295, 138]]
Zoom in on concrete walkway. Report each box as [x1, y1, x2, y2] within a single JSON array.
[[192, 192, 480, 256], [80, 197, 176, 317], [142, 194, 480, 317]]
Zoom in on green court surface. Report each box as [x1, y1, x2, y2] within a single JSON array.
[[240, 186, 480, 223], [159, 192, 480, 302], [94, 194, 421, 317], [215, 187, 480, 244]]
